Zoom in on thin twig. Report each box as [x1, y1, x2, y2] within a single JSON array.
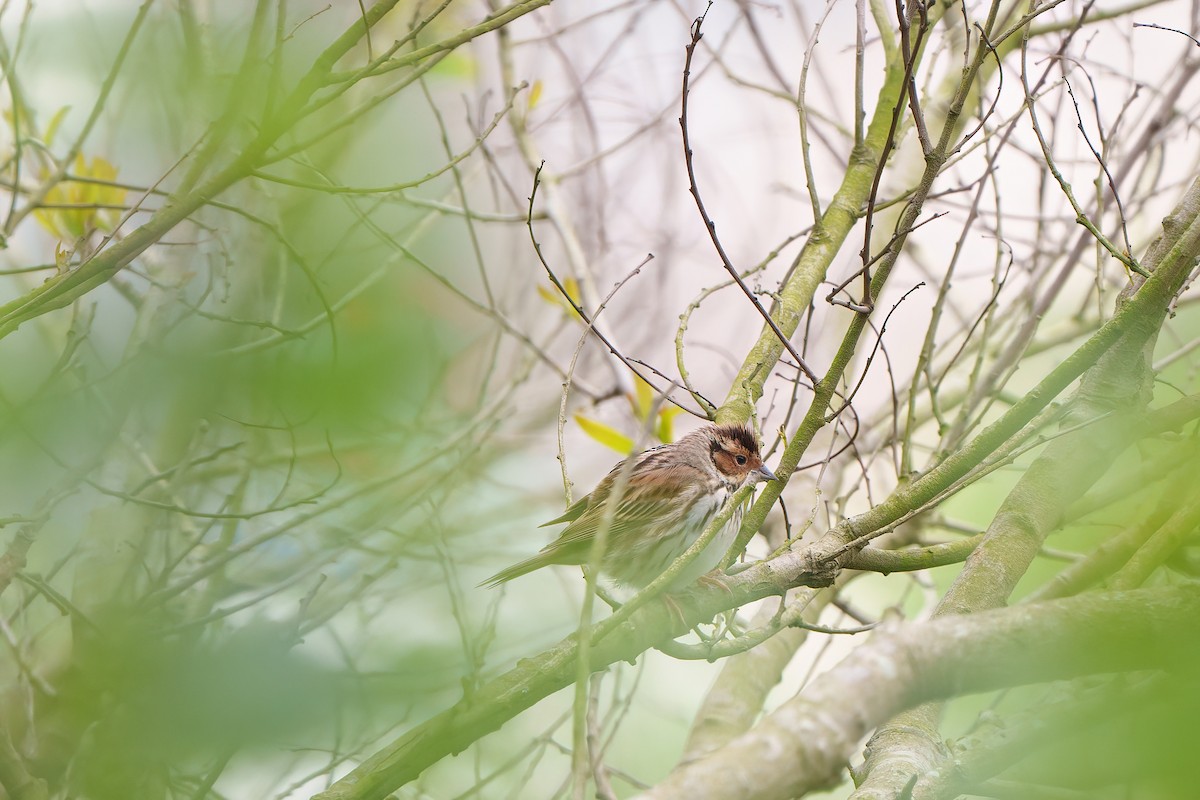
[[680, 6, 819, 384], [527, 163, 702, 417]]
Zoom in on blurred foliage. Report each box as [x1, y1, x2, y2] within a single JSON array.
[[0, 3, 528, 798], [959, 675, 1200, 800]]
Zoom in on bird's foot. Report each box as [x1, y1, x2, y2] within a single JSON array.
[[660, 592, 689, 630], [697, 570, 734, 596]]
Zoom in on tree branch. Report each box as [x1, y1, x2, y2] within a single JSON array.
[[635, 585, 1200, 800]]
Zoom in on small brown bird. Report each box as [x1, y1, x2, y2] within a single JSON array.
[[481, 424, 777, 590]]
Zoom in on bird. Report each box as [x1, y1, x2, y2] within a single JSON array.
[[480, 423, 778, 591]]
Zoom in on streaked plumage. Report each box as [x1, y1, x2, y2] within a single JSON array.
[[481, 424, 777, 590]]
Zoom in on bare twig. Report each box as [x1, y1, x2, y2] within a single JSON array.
[[680, 7, 819, 384]]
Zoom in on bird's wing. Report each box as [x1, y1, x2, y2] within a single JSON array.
[[535, 462, 706, 564], [539, 493, 592, 527], [538, 447, 666, 528]]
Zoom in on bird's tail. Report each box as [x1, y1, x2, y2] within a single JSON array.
[[478, 555, 550, 588]]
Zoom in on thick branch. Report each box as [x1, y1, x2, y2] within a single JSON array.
[[635, 585, 1200, 800], [917, 677, 1165, 800]]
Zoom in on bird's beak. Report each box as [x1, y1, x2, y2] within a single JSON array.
[[756, 465, 778, 482]]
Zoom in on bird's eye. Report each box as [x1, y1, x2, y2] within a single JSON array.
[[735, 454, 747, 465]]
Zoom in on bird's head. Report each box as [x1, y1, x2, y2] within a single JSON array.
[[704, 424, 778, 487]]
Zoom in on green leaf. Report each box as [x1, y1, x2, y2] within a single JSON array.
[[574, 413, 633, 454]]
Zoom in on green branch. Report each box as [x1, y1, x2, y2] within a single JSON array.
[[638, 585, 1200, 800]]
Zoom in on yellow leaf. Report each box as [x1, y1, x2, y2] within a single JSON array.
[[528, 80, 543, 109], [33, 154, 127, 240], [575, 414, 634, 455], [535, 278, 582, 315], [655, 405, 683, 443], [632, 374, 654, 421], [561, 277, 581, 306]]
